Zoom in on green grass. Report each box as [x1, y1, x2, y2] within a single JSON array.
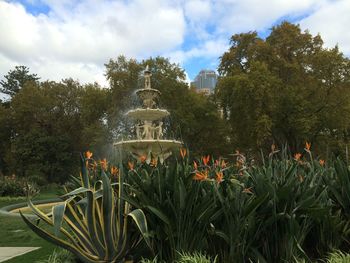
[[0, 185, 64, 263]]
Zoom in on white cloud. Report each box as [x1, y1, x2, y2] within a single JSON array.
[[0, 0, 185, 85], [213, 0, 323, 33], [1, 0, 350, 86], [300, 0, 350, 55]]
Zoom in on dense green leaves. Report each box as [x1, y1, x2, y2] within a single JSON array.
[[0, 65, 39, 97], [105, 56, 229, 156], [216, 22, 350, 154]]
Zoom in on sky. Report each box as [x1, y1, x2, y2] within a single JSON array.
[[1, 0, 350, 88]]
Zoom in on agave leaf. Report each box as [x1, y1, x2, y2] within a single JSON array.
[[20, 211, 102, 263], [101, 170, 115, 259], [86, 190, 105, 258], [80, 153, 90, 189], [52, 203, 67, 237], [62, 187, 90, 198]]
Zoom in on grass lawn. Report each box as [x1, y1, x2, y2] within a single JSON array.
[[0, 185, 64, 263]]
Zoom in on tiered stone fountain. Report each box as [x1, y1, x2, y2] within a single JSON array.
[[114, 66, 182, 163]]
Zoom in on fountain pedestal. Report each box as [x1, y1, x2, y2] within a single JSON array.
[[114, 66, 182, 162]]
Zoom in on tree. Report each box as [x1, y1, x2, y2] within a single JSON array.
[[216, 22, 350, 154], [0, 66, 40, 97], [0, 103, 11, 176], [105, 56, 230, 156]]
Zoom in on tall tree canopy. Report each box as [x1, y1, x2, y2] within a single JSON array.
[[6, 78, 109, 182], [0, 65, 39, 97], [216, 22, 350, 154], [105, 56, 229, 156]]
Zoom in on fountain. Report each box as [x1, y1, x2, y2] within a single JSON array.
[[114, 66, 183, 163]]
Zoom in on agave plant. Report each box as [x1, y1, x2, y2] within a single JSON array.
[[21, 155, 151, 263]]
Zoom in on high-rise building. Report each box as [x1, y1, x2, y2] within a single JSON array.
[[191, 70, 218, 95]]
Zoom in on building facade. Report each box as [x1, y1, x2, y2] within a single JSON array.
[[191, 69, 218, 95]]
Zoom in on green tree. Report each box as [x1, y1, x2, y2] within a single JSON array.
[[0, 65, 40, 97], [216, 22, 350, 154], [105, 56, 229, 156], [0, 103, 12, 176]]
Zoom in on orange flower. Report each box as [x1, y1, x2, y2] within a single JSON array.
[[294, 153, 302, 161], [85, 151, 93, 159], [150, 158, 158, 167], [202, 155, 210, 166], [180, 148, 187, 159], [242, 187, 253, 194], [128, 161, 134, 170], [193, 170, 208, 181], [319, 159, 325, 166], [221, 160, 227, 168], [110, 166, 119, 176], [100, 158, 108, 171], [193, 161, 198, 170], [139, 155, 147, 163], [305, 142, 311, 152], [216, 171, 224, 183]]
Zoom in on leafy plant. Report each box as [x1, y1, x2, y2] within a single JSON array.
[[176, 252, 217, 263], [325, 250, 350, 263], [124, 155, 218, 261], [0, 175, 26, 196], [35, 249, 75, 263], [243, 149, 334, 262], [21, 155, 151, 263]]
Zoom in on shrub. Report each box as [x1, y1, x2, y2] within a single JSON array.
[[35, 249, 75, 263], [0, 175, 26, 196], [28, 174, 48, 187], [326, 250, 350, 263], [124, 155, 219, 261], [176, 252, 217, 263]]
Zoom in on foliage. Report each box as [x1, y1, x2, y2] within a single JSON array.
[[0, 65, 39, 97], [176, 252, 217, 263], [0, 175, 27, 196], [325, 250, 350, 263], [0, 103, 11, 176], [140, 252, 216, 263], [216, 22, 350, 154], [123, 154, 220, 261], [35, 249, 76, 263], [115, 146, 350, 262], [21, 155, 151, 263], [4, 78, 110, 183], [105, 56, 229, 156]]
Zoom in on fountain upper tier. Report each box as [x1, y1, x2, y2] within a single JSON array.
[[114, 65, 182, 162], [136, 88, 161, 108], [126, 108, 169, 121]]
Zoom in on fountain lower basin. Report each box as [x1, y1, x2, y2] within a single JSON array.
[[0, 198, 62, 219]]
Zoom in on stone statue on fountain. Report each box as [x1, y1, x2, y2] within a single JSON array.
[[114, 65, 182, 163]]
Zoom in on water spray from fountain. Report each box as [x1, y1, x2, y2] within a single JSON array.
[[114, 65, 183, 163]]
